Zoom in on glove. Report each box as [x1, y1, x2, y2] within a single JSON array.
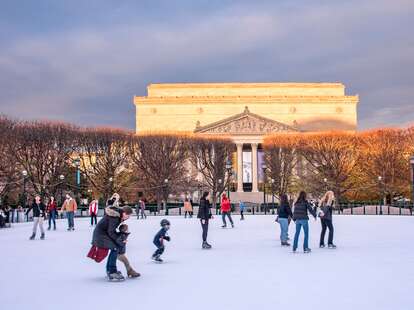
[[164, 236, 171, 242]]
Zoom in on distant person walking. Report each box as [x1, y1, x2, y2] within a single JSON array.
[[277, 194, 293, 246], [27, 195, 46, 240], [239, 200, 245, 220], [292, 191, 317, 253], [319, 191, 336, 249], [220, 193, 234, 228], [197, 191, 212, 249], [61, 194, 78, 231], [89, 199, 99, 226], [46, 196, 57, 230], [183, 198, 193, 218]]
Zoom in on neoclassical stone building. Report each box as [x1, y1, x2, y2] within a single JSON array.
[[134, 83, 358, 201]]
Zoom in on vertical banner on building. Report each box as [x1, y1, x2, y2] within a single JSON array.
[[242, 151, 252, 183], [258, 150, 264, 182]]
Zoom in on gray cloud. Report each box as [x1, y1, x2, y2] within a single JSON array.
[[0, 0, 413, 129]]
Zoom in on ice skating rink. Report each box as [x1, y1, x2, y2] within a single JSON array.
[[1, 215, 414, 310]]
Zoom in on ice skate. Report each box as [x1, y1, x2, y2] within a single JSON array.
[[304, 248, 312, 253], [221, 224, 227, 228], [152, 255, 163, 263], [320, 244, 325, 248], [29, 233, 35, 240], [231, 223, 234, 228], [328, 244, 337, 249], [40, 233, 45, 240], [202, 242, 212, 249], [107, 271, 125, 282], [281, 241, 290, 247]]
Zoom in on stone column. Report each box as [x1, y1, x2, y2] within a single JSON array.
[[251, 143, 258, 192], [236, 143, 244, 192]]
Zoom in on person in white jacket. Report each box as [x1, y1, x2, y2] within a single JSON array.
[[89, 199, 99, 226]]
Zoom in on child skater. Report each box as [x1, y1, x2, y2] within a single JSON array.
[[117, 224, 140, 278], [152, 219, 171, 263]]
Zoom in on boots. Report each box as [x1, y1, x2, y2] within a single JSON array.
[[202, 241, 212, 249], [29, 233, 35, 240], [281, 241, 290, 247], [40, 233, 45, 240], [118, 254, 140, 278]]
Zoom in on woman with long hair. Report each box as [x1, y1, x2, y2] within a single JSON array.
[[197, 191, 212, 249], [47, 196, 57, 230], [277, 194, 293, 246], [292, 191, 317, 253], [318, 190, 336, 249]]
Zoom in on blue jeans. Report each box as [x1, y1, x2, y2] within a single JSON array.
[[279, 218, 289, 242], [48, 210, 56, 229], [67, 211, 74, 229], [293, 219, 309, 250], [106, 249, 118, 274]]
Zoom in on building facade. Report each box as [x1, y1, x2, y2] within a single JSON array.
[[134, 83, 358, 201]]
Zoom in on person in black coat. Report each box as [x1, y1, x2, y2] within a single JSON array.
[[292, 191, 317, 253], [26, 195, 47, 240], [91, 197, 133, 281], [318, 191, 336, 249], [151, 219, 171, 263], [197, 191, 212, 249]]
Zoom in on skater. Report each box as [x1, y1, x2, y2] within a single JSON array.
[[89, 198, 98, 226], [26, 195, 46, 240], [184, 198, 193, 218], [61, 193, 77, 231], [220, 193, 234, 228], [292, 191, 317, 253], [139, 198, 147, 219], [239, 200, 245, 220], [197, 191, 212, 249], [319, 190, 336, 249], [117, 224, 140, 277], [91, 195, 133, 281], [277, 194, 293, 246], [152, 219, 171, 263], [46, 196, 57, 230]]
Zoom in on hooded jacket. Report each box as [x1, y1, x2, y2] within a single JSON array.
[[91, 207, 124, 250]]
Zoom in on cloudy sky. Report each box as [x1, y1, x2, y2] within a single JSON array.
[[0, 0, 413, 130]]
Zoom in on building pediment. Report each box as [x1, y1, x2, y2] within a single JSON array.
[[194, 106, 299, 135]]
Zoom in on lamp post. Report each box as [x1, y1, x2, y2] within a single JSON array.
[[73, 158, 81, 203], [59, 174, 65, 206], [22, 170, 28, 208], [261, 163, 267, 214], [217, 178, 222, 215], [378, 176, 383, 215], [271, 178, 275, 214], [323, 178, 328, 192], [109, 177, 113, 197], [164, 178, 169, 215], [225, 159, 232, 199]]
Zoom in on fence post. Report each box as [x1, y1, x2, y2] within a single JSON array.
[[252, 205, 255, 215], [363, 205, 366, 215], [264, 204, 267, 215], [399, 205, 402, 216], [376, 206, 378, 215], [350, 204, 353, 215]]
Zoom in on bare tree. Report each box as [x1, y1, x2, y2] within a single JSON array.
[[188, 136, 235, 207]]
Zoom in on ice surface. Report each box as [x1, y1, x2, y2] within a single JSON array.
[[1, 215, 414, 310]]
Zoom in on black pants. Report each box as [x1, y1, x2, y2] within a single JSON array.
[[90, 213, 97, 226], [184, 211, 193, 218], [200, 219, 209, 242], [48, 210, 56, 229], [222, 211, 233, 225], [240, 210, 244, 220], [320, 219, 334, 245], [153, 245, 165, 258]]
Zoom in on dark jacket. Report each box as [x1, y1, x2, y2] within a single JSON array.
[[26, 202, 46, 218], [293, 201, 316, 221], [92, 207, 124, 250], [116, 232, 129, 255], [197, 197, 211, 220], [278, 201, 293, 219], [320, 202, 334, 221], [153, 227, 170, 248]]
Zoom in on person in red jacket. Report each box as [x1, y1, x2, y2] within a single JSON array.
[[220, 193, 234, 228], [47, 196, 57, 230], [89, 199, 99, 226]]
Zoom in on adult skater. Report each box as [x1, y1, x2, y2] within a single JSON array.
[[239, 200, 245, 220], [183, 198, 193, 218], [46, 196, 57, 230], [61, 193, 78, 231], [220, 193, 234, 228], [139, 198, 147, 219], [292, 191, 317, 253], [91, 194, 133, 281], [197, 191, 212, 249], [278, 194, 293, 246], [27, 195, 47, 240], [89, 198, 98, 226], [319, 190, 336, 249]]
